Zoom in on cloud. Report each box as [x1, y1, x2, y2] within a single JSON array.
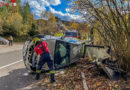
[[50, 7, 85, 22], [48, 0, 61, 6], [21, 0, 85, 22], [22, 0, 51, 18], [66, 8, 70, 12]]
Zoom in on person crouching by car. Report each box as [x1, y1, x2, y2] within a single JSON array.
[[33, 37, 55, 83]]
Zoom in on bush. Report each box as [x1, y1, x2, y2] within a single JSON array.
[[13, 35, 29, 42]]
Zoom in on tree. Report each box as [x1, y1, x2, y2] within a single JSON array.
[[69, 21, 79, 30], [22, 3, 33, 23], [28, 23, 39, 36], [0, 14, 3, 35], [72, 0, 130, 70], [39, 11, 58, 34], [21, 3, 36, 36]]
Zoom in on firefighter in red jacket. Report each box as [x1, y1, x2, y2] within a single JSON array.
[[33, 37, 55, 83]]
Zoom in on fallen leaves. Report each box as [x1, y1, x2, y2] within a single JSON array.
[[114, 84, 119, 88], [96, 82, 102, 87], [37, 59, 130, 90]]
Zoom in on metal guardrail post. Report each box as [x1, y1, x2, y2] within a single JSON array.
[[83, 45, 87, 58]]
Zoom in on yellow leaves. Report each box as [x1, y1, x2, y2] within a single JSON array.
[[58, 83, 61, 86], [49, 15, 56, 24], [96, 82, 102, 87], [47, 84, 50, 87], [73, 81, 76, 85], [5, 19, 10, 25], [75, 85, 80, 90], [126, 14, 129, 20], [114, 84, 119, 88], [98, 8, 101, 11], [53, 83, 57, 87], [54, 33, 63, 37], [75, 1, 78, 4], [70, 22, 79, 30], [52, 16, 56, 22], [0, 15, 3, 24], [90, 14, 92, 17], [7, 13, 23, 26], [44, 78, 49, 83]]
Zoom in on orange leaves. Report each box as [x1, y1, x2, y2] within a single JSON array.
[[96, 82, 102, 87]]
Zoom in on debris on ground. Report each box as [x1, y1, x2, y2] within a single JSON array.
[[37, 58, 130, 90]]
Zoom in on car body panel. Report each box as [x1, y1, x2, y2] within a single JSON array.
[[0, 36, 9, 45]]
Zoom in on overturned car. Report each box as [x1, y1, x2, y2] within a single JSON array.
[[23, 35, 84, 72], [23, 35, 126, 80]]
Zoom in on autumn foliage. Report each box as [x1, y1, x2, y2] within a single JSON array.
[[72, 0, 130, 71]]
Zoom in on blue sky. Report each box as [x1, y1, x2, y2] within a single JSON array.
[[21, 0, 84, 22]]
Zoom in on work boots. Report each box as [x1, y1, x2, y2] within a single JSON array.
[[35, 73, 55, 83], [35, 73, 40, 80], [50, 74, 55, 83]]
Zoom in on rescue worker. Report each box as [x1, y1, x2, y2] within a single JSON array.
[[33, 37, 55, 83]]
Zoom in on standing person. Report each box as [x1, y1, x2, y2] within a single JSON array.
[[33, 37, 55, 83], [8, 36, 13, 46]]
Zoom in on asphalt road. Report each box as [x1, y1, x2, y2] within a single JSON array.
[[0, 50, 43, 90], [0, 50, 22, 67]]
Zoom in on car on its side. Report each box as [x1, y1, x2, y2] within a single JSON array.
[[0, 36, 9, 45]]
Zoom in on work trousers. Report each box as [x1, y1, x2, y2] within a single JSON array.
[[36, 52, 55, 81]]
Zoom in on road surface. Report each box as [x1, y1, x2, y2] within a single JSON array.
[[0, 50, 43, 90], [0, 50, 22, 68]]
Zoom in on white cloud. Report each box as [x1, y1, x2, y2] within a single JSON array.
[[38, 0, 50, 7], [66, 8, 70, 12], [21, 0, 85, 22], [48, 0, 61, 6], [50, 7, 85, 22]]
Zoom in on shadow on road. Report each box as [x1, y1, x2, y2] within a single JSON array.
[[0, 68, 42, 90]]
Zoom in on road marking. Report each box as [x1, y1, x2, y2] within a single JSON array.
[[0, 60, 23, 70]]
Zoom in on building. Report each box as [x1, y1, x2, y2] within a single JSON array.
[[0, 0, 16, 7], [0, 0, 8, 7]]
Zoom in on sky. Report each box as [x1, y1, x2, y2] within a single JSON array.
[[21, 0, 85, 22]]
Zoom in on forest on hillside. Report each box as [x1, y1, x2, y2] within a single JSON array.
[[0, 0, 90, 40]]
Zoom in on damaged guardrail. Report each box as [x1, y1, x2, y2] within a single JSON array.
[[84, 45, 127, 81]]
